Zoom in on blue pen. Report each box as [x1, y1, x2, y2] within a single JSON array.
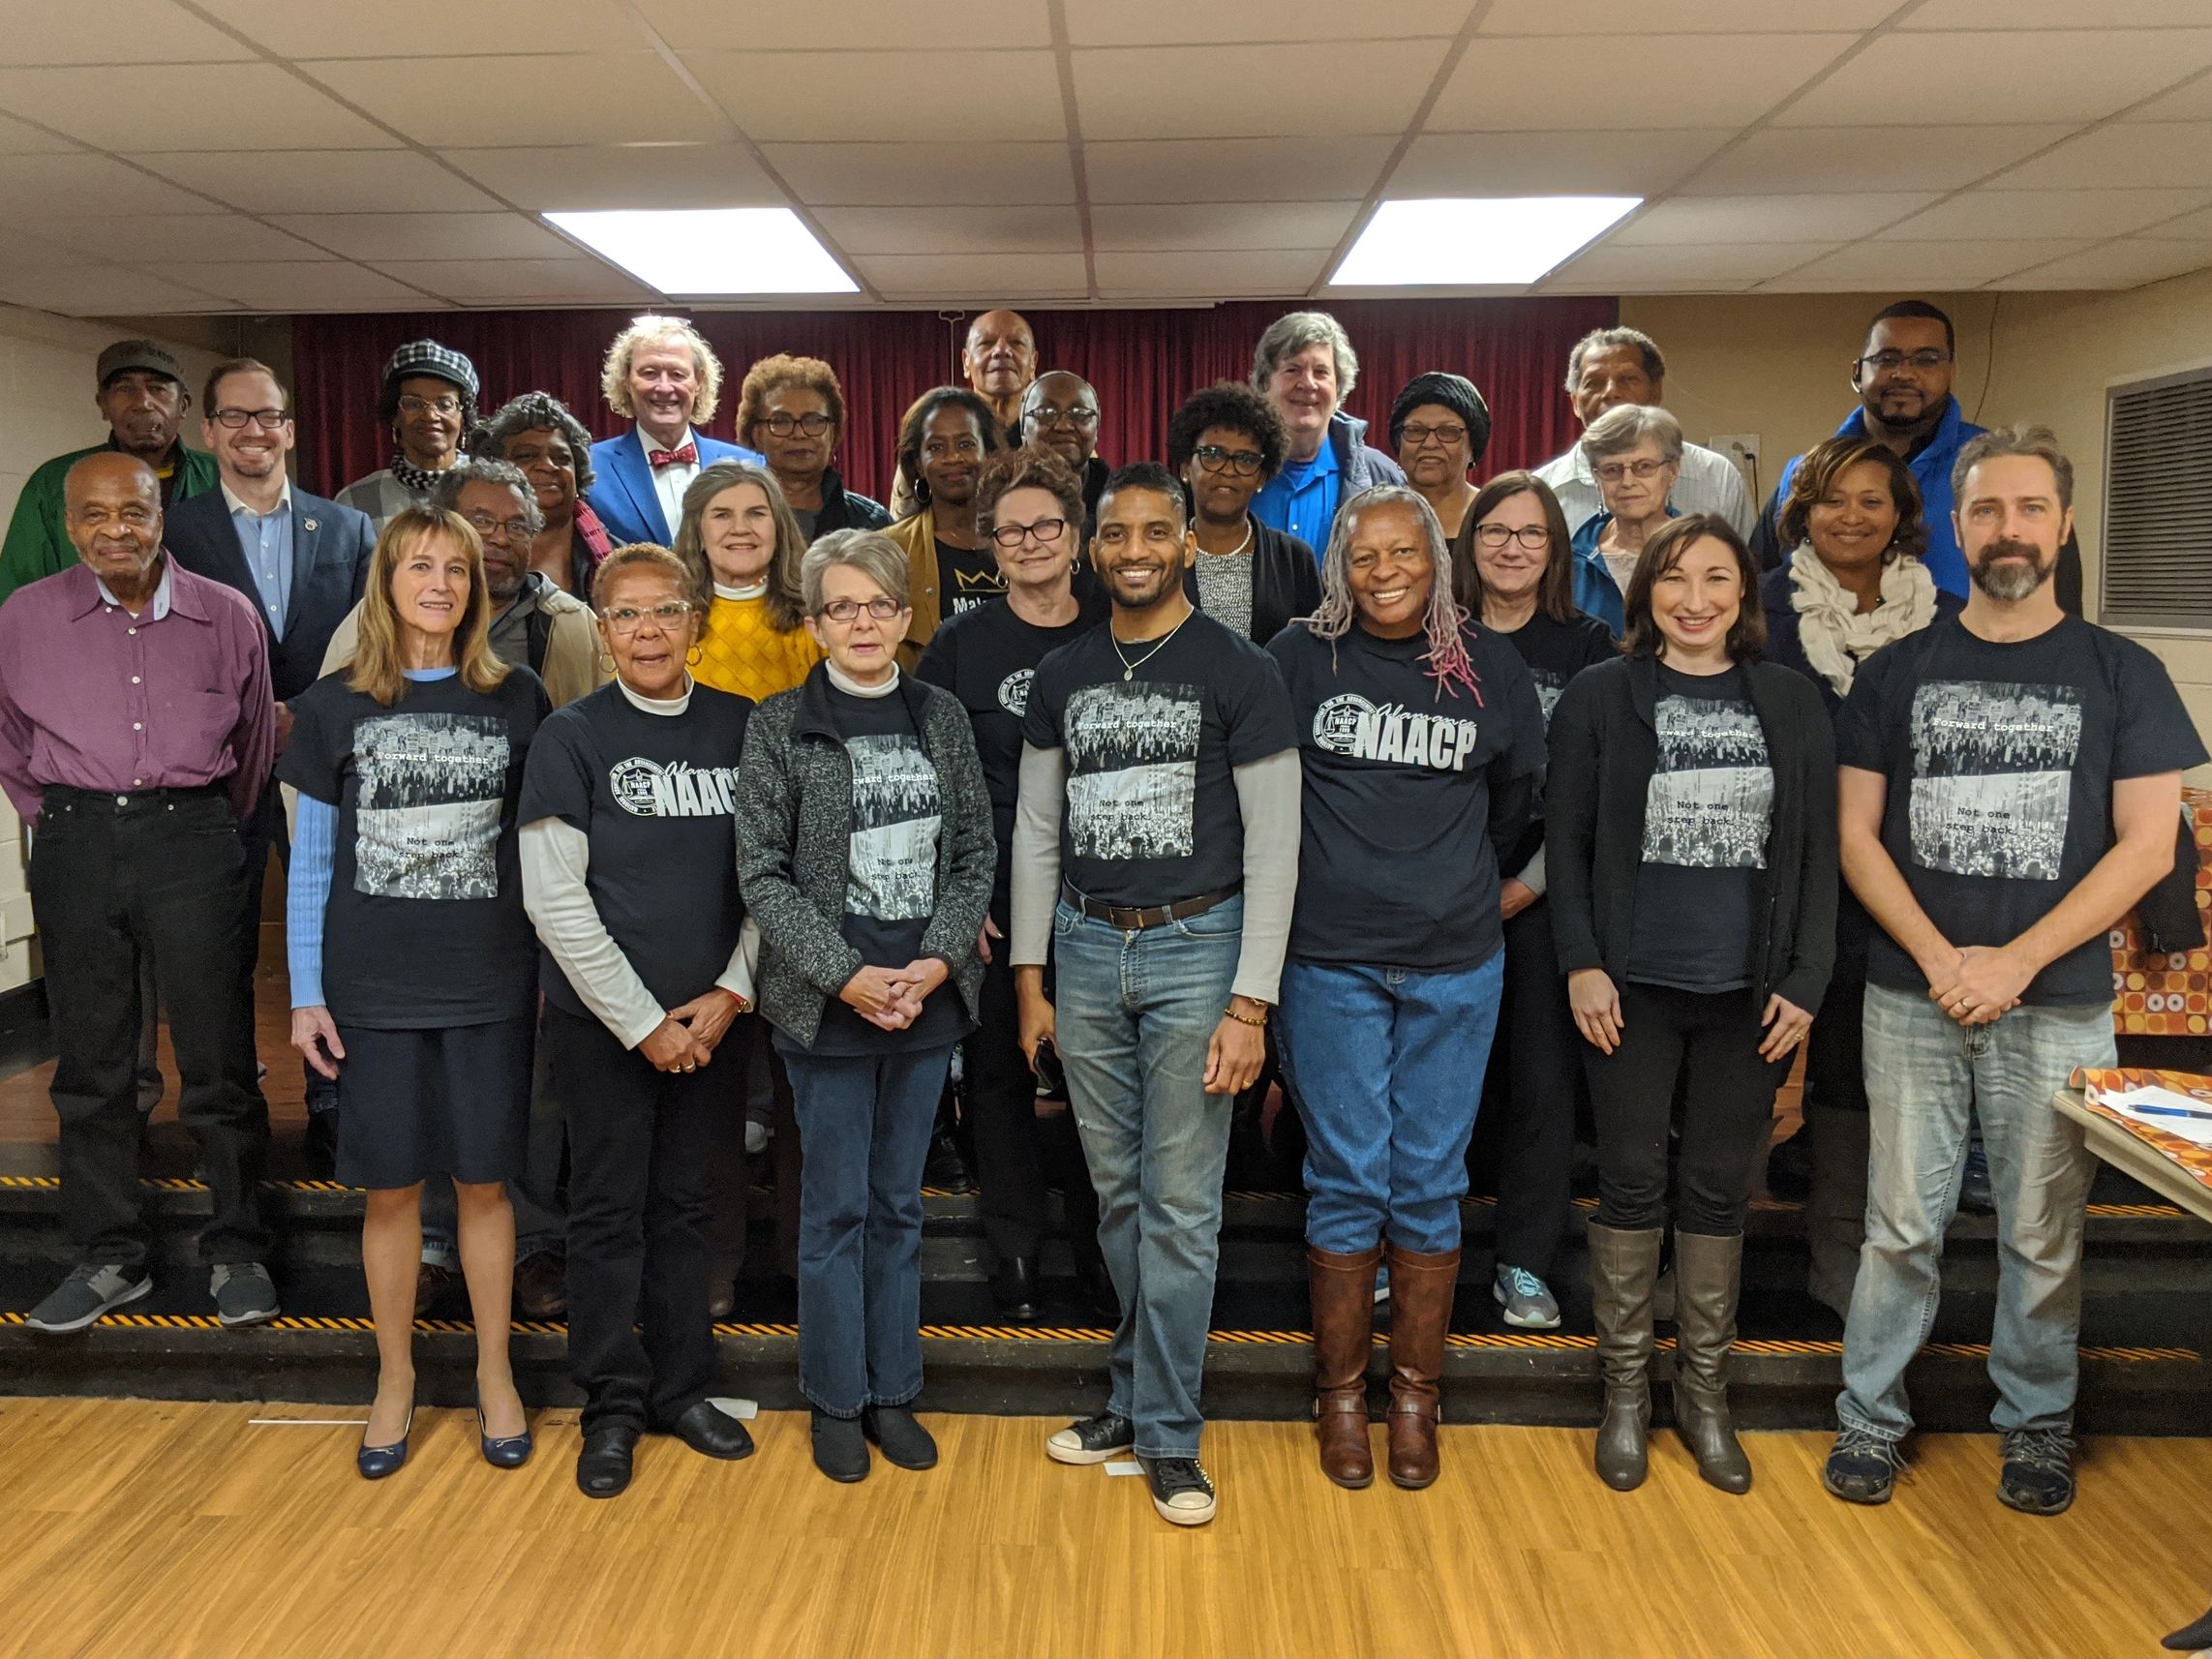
[[2129, 1103, 2212, 1122]]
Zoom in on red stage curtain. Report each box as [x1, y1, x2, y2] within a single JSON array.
[[291, 296, 1615, 507]]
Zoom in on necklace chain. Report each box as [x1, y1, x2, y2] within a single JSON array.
[[1111, 604, 1195, 680]]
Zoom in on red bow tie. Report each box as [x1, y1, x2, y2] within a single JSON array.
[[649, 443, 697, 469]]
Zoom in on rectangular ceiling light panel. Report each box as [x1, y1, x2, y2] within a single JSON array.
[[1331, 196, 1641, 287], [545, 207, 857, 294]]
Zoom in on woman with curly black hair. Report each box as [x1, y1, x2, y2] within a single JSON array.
[[883, 386, 1007, 668], [1165, 381, 1319, 644]]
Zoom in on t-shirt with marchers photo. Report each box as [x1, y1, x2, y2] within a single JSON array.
[[1836, 613, 2206, 1006]]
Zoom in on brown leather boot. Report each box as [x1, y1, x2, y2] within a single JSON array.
[[1673, 1229, 1753, 1494], [1308, 1244, 1382, 1489], [1383, 1244, 1460, 1490], [1587, 1222, 1662, 1492]]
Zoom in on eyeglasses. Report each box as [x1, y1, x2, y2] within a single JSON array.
[[1401, 422, 1469, 449], [398, 393, 462, 417], [1025, 406, 1099, 429], [1593, 457, 1673, 484], [599, 600, 695, 633], [1192, 443, 1264, 477], [210, 407, 292, 430], [988, 516, 1069, 548], [764, 412, 833, 437], [1473, 523, 1551, 551], [1855, 348, 1952, 377], [819, 597, 905, 623], [464, 511, 533, 542]]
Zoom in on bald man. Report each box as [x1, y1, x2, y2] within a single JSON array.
[[894, 310, 1040, 519], [0, 454, 278, 1332]]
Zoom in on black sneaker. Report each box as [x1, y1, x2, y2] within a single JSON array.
[[1143, 1456, 1218, 1526], [1997, 1428, 2076, 1516], [811, 1410, 869, 1483], [1045, 1411, 1136, 1465], [862, 1405, 938, 1470], [25, 1263, 153, 1334], [1823, 1426, 1908, 1505], [210, 1262, 280, 1328]]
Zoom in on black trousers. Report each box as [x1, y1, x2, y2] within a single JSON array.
[[29, 786, 268, 1270], [551, 1004, 723, 1433], [1806, 891, 1873, 1116], [1582, 981, 1788, 1237], [1475, 897, 1582, 1280], [968, 950, 1100, 1268]]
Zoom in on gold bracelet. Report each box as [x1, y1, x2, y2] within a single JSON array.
[[1223, 1004, 1268, 1028]]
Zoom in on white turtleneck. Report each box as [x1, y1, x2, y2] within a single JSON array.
[[826, 660, 900, 699]]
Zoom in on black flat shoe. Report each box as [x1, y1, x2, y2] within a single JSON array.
[[576, 1425, 640, 1498], [989, 1255, 1042, 1323], [668, 1400, 754, 1461], [811, 1410, 869, 1483], [862, 1405, 937, 1470]]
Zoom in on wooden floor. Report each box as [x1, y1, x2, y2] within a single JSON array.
[[1, 1400, 2203, 1659]]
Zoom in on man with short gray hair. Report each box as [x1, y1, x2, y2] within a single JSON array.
[[1248, 311, 1405, 558], [1534, 325, 1754, 540]]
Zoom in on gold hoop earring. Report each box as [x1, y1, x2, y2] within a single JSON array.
[[685, 644, 704, 667]]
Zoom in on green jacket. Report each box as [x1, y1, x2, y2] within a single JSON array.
[[0, 441, 221, 605]]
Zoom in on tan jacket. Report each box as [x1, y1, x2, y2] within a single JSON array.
[[883, 511, 946, 673]]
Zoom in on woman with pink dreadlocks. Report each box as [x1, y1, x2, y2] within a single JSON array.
[[1266, 483, 1547, 1493]]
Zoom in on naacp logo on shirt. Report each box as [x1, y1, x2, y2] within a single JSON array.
[[609, 757, 739, 818], [997, 668, 1034, 717], [1312, 693, 1483, 772]]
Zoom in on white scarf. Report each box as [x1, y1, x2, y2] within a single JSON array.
[[1788, 543, 1936, 698]]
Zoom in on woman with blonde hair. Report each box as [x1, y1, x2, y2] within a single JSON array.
[[283, 506, 552, 1479]]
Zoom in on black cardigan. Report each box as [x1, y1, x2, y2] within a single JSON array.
[[1182, 519, 1321, 646], [1546, 653, 1838, 1013]]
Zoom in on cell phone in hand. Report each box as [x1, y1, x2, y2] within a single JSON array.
[[1031, 1037, 1068, 1101]]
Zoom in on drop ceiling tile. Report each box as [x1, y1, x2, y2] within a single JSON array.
[[1481, 0, 1898, 31], [217, 0, 643, 57], [685, 51, 1064, 143], [809, 204, 1083, 256], [0, 154, 229, 218], [1547, 241, 1840, 287], [2124, 74, 2212, 122], [1902, 0, 2212, 25], [763, 142, 1074, 206], [0, 228, 78, 269], [0, 264, 237, 315], [1390, 131, 1732, 196], [1774, 238, 2093, 289], [1991, 124, 2212, 190], [1431, 34, 1856, 131], [375, 258, 654, 302], [156, 260, 439, 310], [1994, 238, 2212, 288], [2141, 203, 2212, 238], [1889, 188, 2212, 241], [1612, 194, 1935, 245], [1095, 249, 1327, 296], [633, 0, 1052, 50], [34, 214, 334, 262], [1066, 0, 1453, 45], [1090, 200, 1362, 252], [0, 65, 396, 153], [0, 112, 78, 155], [1087, 137, 1393, 204], [1681, 125, 2077, 194], [440, 144, 783, 210], [268, 213, 572, 261], [307, 55, 724, 147], [852, 252, 1088, 298], [1778, 31, 2212, 127], [136, 149, 504, 213], [10, 0, 254, 64], [1072, 43, 1439, 140]]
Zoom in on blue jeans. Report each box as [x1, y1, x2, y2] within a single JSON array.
[[1053, 894, 1242, 1461], [778, 1041, 954, 1418], [1277, 953, 1504, 1254], [1837, 982, 2108, 1440]]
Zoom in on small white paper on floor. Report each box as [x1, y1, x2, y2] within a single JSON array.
[[250, 1418, 367, 1427], [707, 1397, 759, 1420], [1105, 1460, 1144, 1476]]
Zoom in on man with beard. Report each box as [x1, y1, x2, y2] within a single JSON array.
[[1011, 462, 1299, 1527], [0, 340, 220, 604], [1823, 426, 2203, 1519]]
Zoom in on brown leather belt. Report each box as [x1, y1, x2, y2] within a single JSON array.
[[1062, 881, 1241, 932]]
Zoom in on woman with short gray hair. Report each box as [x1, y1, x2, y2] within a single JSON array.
[[734, 526, 995, 1485], [1246, 310, 1406, 554], [1570, 405, 1685, 634], [471, 391, 612, 599]]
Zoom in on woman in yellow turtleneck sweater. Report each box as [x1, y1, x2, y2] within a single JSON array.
[[673, 461, 824, 705]]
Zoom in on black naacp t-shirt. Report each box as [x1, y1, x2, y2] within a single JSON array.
[[807, 683, 970, 1055], [517, 681, 752, 1019], [1837, 614, 2206, 1006], [1624, 662, 1774, 994], [1498, 609, 1617, 880], [281, 667, 549, 1029], [1269, 621, 1546, 971], [1023, 609, 1296, 908], [937, 539, 1005, 618]]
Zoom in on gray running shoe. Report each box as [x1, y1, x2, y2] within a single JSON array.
[[211, 1263, 280, 1328], [1493, 1264, 1562, 1330], [26, 1263, 153, 1334]]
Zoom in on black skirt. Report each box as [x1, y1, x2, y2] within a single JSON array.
[[333, 1017, 534, 1191]]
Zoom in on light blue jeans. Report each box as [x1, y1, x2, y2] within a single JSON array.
[[1277, 953, 1504, 1254], [1052, 894, 1242, 1461], [1836, 982, 2108, 1440]]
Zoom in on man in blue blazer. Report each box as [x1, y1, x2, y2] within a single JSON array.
[[586, 314, 762, 547], [165, 358, 374, 1161]]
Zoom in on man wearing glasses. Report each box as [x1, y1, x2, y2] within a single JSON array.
[[337, 339, 481, 530], [1019, 371, 1111, 528]]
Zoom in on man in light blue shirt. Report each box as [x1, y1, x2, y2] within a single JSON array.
[[1248, 311, 1404, 562], [227, 475, 293, 638]]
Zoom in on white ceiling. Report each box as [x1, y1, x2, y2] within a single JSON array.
[[1, 0, 2210, 314]]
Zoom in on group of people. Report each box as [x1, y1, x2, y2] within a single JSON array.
[[0, 298, 2194, 1533]]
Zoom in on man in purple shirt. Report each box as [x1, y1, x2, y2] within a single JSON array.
[[0, 452, 280, 1334]]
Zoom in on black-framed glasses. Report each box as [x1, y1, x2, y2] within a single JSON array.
[[988, 516, 1069, 548], [1192, 442, 1263, 477], [819, 596, 904, 623], [1400, 421, 1468, 449], [764, 411, 833, 437], [599, 600, 694, 634], [1025, 405, 1099, 430], [1855, 348, 1952, 377], [398, 393, 462, 417], [210, 407, 292, 430], [464, 510, 533, 542], [1473, 523, 1551, 551]]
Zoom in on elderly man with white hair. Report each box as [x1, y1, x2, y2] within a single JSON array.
[[586, 314, 762, 548], [1247, 311, 1405, 558]]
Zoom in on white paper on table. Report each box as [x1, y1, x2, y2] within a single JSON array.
[[2100, 1085, 2212, 1148]]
